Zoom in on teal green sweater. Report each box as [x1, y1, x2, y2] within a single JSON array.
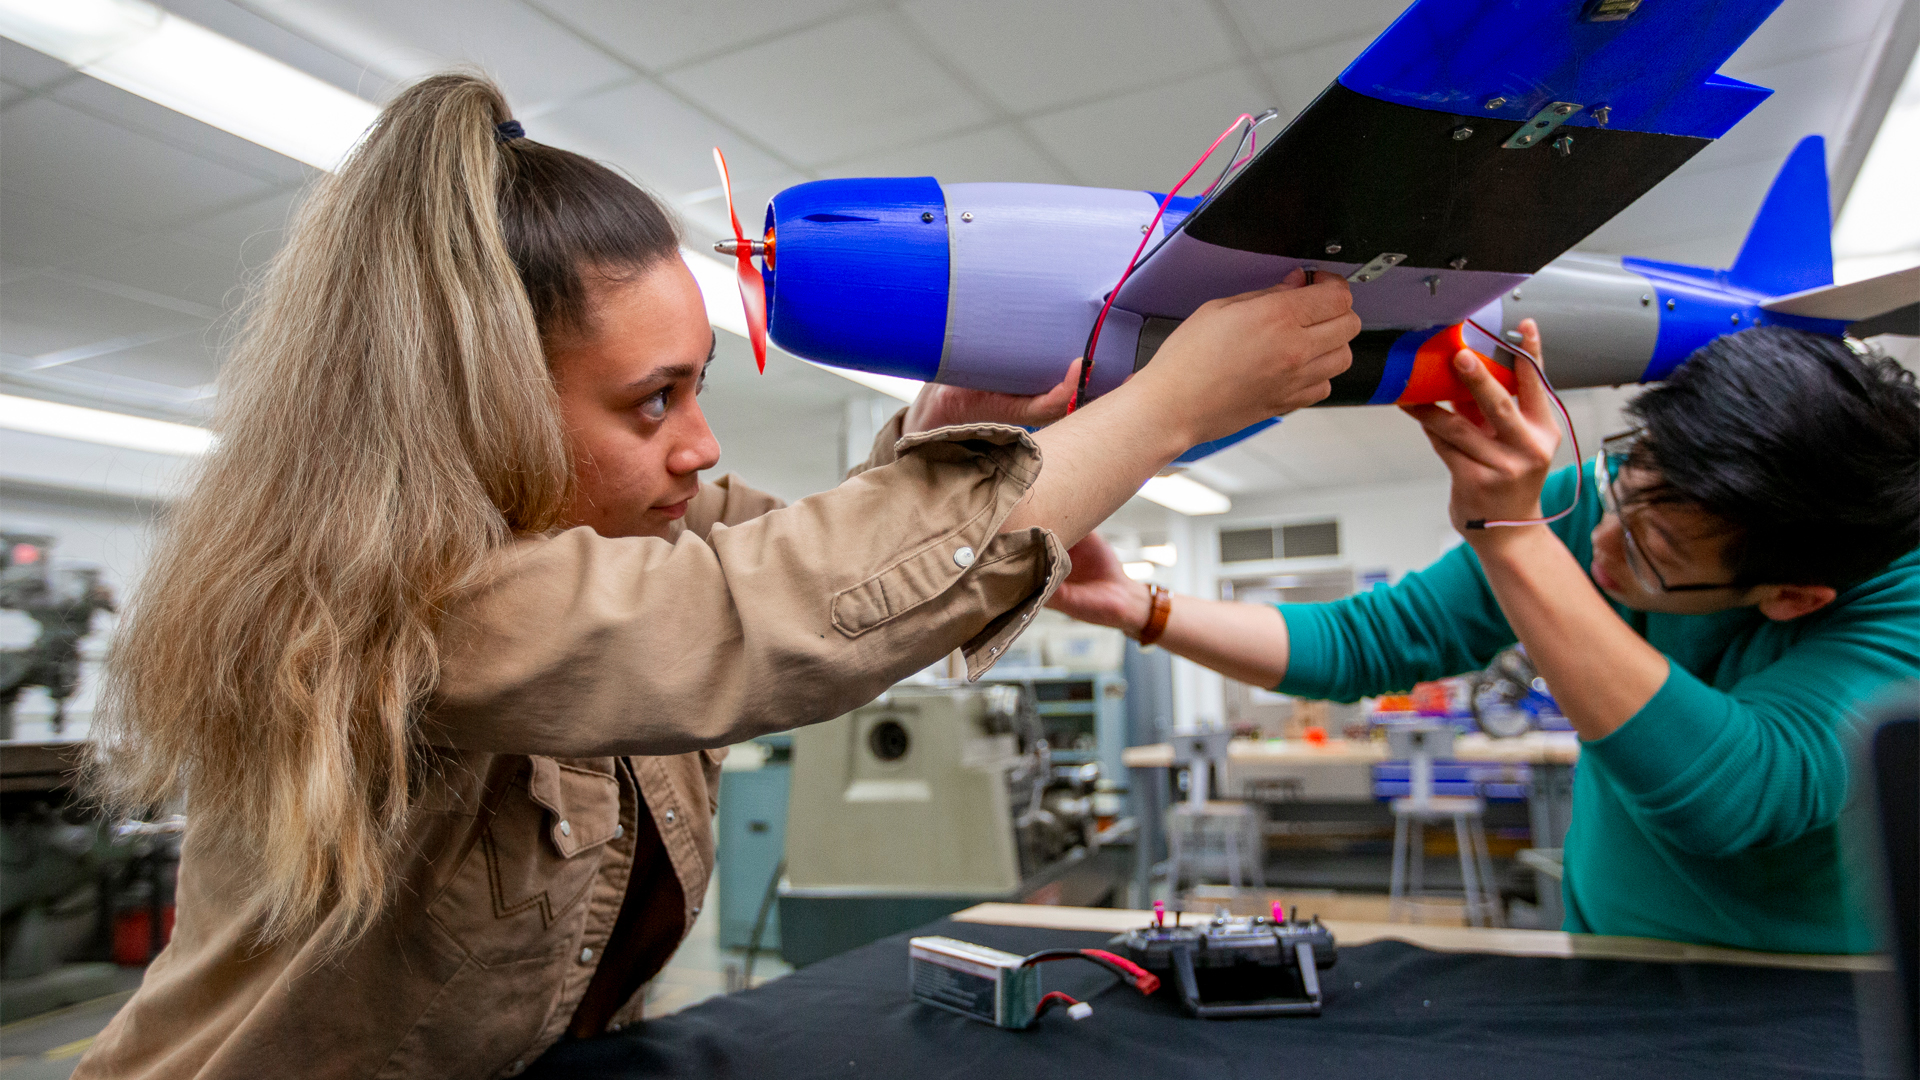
[[1277, 468, 1919, 954]]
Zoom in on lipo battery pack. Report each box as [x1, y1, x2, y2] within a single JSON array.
[[908, 935, 1041, 1029]]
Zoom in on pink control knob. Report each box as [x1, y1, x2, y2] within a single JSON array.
[[1271, 901, 1285, 925], [1154, 900, 1165, 927]]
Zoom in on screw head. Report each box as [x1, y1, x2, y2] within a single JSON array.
[[1640, 294, 1651, 306], [1511, 290, 1523, 301], [1594, 105, 1611, 125], [1324, 241, 1342, 254], [1484, 96, 1507, 110], [960, 211, 973, 222], [1554, 103, 1576, 115], [1553, 134, 1574, 156], [1731, 313, 1741, 325], [1449, 256, 1469, 270], [1517, 134, 1534, 144], [920, 211, 934, 223], [1666, 298, 1676, 311], [1452, 126, 1473, 141]]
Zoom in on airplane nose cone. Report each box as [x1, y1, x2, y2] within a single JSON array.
[[765, 177, 950, 382]]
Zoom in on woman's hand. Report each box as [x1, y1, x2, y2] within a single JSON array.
[[1047, 533, 1148, 632], [1127, 269, 1359, 447], [1400, 319, 1560, 537], [902, 359, 1081, 435]]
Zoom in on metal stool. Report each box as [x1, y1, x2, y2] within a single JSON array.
[[1166, 801, 1267, 893], [1385, 724, 1502, 927], [1388, 794, 1500, 926]]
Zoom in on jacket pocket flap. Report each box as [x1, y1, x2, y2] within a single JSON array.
[[527, 756, 621, 858]]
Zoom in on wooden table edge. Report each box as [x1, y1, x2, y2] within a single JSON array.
[[949, 903, 1889, 973]]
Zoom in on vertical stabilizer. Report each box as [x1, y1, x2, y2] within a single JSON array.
[[1729, 135, 1833, 296]]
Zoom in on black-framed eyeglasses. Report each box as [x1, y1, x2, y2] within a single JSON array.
[[1592, 430, 1742, 594]]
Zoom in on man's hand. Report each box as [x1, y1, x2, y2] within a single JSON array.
[[1047, 533, 1148, 632], [1400, 319, 1560, 536], [902, 359, 1081, 435]]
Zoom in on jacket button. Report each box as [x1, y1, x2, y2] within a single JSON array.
[[580, 947, 595, 964], [613, 825, 625, 839], [953, 546, 975, 568], [558, 820, 572, 837], [663, 809, 676, 824]]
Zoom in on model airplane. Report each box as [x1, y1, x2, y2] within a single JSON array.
[[712, 0, 1918, 460]]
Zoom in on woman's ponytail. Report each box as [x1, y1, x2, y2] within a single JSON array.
[[90, 73, 599, 952]]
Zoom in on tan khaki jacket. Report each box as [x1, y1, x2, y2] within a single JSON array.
[[76, 419, 1064, 1080]]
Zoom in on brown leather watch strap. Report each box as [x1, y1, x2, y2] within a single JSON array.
[[1138, 582, 1172, 647]]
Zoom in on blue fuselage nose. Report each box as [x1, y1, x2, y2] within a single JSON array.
[[764, 177, 950, 382]]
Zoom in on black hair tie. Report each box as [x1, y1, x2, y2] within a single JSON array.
[[495, 119, 525, 143]]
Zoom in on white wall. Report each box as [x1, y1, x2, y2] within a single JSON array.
[[1099, 477, 1460, 734]]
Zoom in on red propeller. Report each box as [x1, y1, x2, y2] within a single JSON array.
[[711, 147, 768, 372]]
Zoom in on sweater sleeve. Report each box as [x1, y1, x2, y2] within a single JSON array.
[[1277, 541, 1517, 701], [1579, 566, 1920, 857]]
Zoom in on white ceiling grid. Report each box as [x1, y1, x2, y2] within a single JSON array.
[[1, 0, 1912, 504]]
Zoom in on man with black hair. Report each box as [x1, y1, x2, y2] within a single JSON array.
[[1053, 323, 1920, 953]]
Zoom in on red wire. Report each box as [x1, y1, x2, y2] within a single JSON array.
[[1019, 949, 1161, 996], [1460, 317, 1584, 529], [1067, 113, 1260, 413], [1034, 991, 1082, 1020]]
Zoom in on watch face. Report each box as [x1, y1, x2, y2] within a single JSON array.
[[1472, 678, 1535, 739]]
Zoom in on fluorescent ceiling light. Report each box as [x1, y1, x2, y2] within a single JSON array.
[[1140, 543, 1179, 566], [1, 394, 213, 456], [0, 0, 379, 172], [681, 248, 923, 402], [1122, 561, 1157, 581], [1139, 474, 1231, 516]]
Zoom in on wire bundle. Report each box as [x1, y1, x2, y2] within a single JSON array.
[[1069, 110, 1279, 412], [1019, 948, 1162, 1023]]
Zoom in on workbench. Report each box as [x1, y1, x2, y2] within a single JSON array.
[[527, 902, 1886, 1079], [1125, 734, 1579, 919]]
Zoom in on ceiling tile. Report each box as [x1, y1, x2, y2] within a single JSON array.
[[242, 0, 631, 113], [899, 0, 1239, 115], [1, 98, 273, 230], [664, 12, 994, 168], [51, 74, 317, 187], [536, 0, 865, 73], [1722, 0, 1892, 74], [1715, 41, 1876, 162], [537, 78, 795, 201], [0, 188, 142, 274], [0, 38, 74, 92], [824, 124, 1070, 183], [66, 332, 223, 391], [1218, 0, 1409, 58], [55, 232, 259, 310], [179, 189, 302, 255], [1578, 145, 1833, 265], [0, 273, 208, 360], [1026, 64, 1269, 189], [1257, 27, 1390, 117]]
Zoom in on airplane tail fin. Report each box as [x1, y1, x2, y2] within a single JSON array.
[[1729, 134, 1833, 297]]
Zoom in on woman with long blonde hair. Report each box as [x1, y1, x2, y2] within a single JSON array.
[[77, 73, 1357, 1079]]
